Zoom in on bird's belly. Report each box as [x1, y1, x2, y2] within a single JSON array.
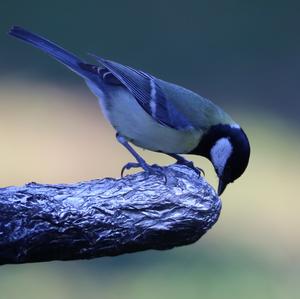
[[129, 124, 200, 154], [99, 88, 200, 154]]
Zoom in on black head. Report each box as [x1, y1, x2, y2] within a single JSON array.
[[190, 124, 250, 195]]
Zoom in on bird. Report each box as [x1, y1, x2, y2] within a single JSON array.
[[8, 26, 250, 195]]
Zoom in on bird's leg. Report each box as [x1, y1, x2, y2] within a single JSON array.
[[167, 153, 205, 177], [116, 134, 166, 179]]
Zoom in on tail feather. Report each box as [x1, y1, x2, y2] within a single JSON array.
[[9, 26, 88, 77]]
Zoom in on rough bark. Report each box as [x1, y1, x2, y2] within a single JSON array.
[[0, 164, 221, 265]]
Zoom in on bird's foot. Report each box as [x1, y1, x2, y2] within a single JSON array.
[[175, 159, 205, 177], [121, 162, 141, 177], [121, 162, 167, 182]]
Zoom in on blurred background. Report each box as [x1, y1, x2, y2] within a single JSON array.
[[1, 1, 300, 298]]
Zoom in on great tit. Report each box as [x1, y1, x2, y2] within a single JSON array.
[[9, 26, 250, 195]]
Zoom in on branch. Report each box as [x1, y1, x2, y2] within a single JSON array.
[[0, 164, 221, 265]]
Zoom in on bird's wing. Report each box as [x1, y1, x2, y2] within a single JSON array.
[[91, 55, 194, 130]]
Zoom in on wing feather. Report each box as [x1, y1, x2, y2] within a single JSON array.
[[91, 55, 193, 130]]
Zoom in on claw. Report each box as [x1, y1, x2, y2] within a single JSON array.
[[120, 162, 167, 183], [147, 164, 167, 183], [181, 162, 205, 177], [169, 154, 205, 177], [121, 162, 141, 177], [183, 162, 205, 177], [194, 167, 205, 177]]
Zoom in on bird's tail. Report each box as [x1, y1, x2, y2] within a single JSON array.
[[8, 26, 91, 78]]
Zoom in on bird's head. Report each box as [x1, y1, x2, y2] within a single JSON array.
[[191, 124, 250, 195]]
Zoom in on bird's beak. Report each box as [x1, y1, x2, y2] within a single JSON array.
[[218, 179, 227, 196]]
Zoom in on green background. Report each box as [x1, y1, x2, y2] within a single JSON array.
[[1, 1, 299, 298]]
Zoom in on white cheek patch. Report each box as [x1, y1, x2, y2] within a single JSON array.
[[210, 138, 233, 176]]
